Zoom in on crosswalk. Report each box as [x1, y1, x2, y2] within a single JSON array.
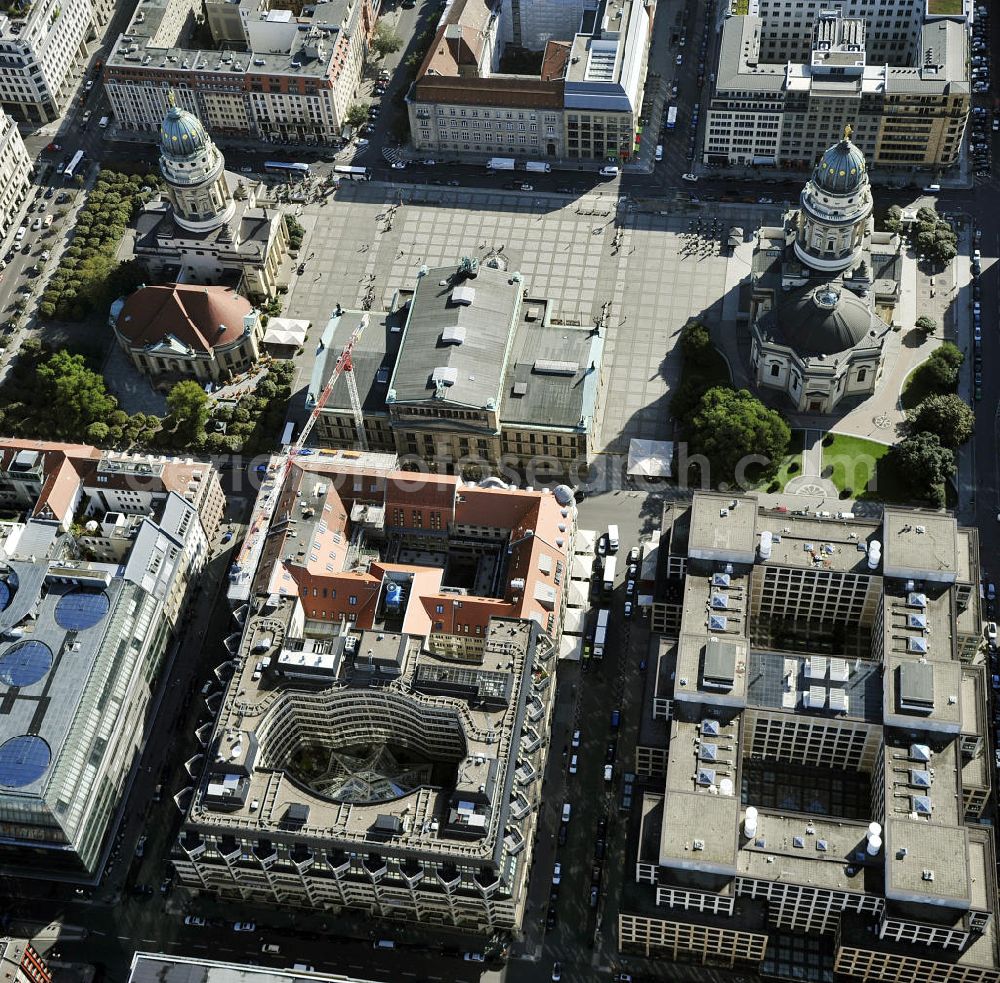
[[382, 146, 405, 166]]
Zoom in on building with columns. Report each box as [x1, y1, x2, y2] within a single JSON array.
[[110, 284, 264, 386], [748, 129, 901, 415], [132, 99, 289, 301]]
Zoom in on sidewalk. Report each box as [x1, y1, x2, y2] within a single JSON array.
[[689, 148, 973, 191]]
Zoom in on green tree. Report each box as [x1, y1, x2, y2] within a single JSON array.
[[910, 393, 975, 448], [371, 21, 403, 58], [888, 431, 955, 506], [686, 387, 791, 487], [166, 380, 210, 445], [915, 315, 937, 334], [86, 422, 110, 443], [35, 351, 117, 439], [922, 343, 963, 391], [345, 103, 369, 128], [883, 204, 903, 233]]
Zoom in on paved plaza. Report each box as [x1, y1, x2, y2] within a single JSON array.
[[281, 183, 766, 457]]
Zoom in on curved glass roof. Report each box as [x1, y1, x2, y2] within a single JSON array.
[[55, 590, 110, 631], [0, 640, 53, 688], [0, 735, 51, 787]]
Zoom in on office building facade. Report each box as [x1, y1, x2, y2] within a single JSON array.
[[0, 0, 98, 123], [0, 112, 31, 242], [104, 0, 376, 145], [0, 440, 224, 881], [625, 493, 997, 983], [176, 455, 574, 934], [704, 13, 968, 173], [408, 0, 650, 162]]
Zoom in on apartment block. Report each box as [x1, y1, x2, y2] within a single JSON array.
[[628, 493, 998, 983], [408, 0, 650, 162], [0, 440, 224, 881], [0, 111, 31, 241], [176, 453, 575, 934], [704, 12, 968, 173], [308, 259, 604, 475], [104, 0, 376, 144], [749, 0, 926, 65], [0, 0, 97, 123]]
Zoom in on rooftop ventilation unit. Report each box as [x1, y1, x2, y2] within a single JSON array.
[[758, 530, 772, 559], [533, 359, 578, 375], [450, 284, 475, 306], [441, 325, 466, 345], [701, 719, 720, 736], [431, 367, 458, 386], [712, 572, 731, 587], [910, 744, 931, 762], [907, 592, 928, 609]]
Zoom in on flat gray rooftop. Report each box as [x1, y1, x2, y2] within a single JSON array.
[[499, 317, 602, 431], [687, 494, 757, 560], [746, 650, 882, 721], [882, 509, 958, 581], [388, 263, 520, 409]]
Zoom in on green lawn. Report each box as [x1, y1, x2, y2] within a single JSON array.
[[927, 0, 963, 13], [822, 434, 912, 502]]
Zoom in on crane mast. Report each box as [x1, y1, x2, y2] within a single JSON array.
[[230, 312, 369, 585]]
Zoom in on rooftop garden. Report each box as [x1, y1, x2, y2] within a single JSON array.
[[927, 0, 964, 14]]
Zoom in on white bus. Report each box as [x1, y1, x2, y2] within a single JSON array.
[[333, 165, 371, 181], [63, 150, 86, 181]]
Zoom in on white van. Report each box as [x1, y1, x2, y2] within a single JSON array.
[[922, 183, 940, 193], [14, 226, 26, 242], [561, 802, 572, 823], [99, 115, 110, 128], [599, 165, 619, 178], [373, 940, 395, 950], [607, 524, 620, 553], [655, 144, 663, 161]]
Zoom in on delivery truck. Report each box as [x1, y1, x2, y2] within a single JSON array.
[[525, 160, 551, 173], [594, 625, 607, 660], [487, 157, 516, 170]]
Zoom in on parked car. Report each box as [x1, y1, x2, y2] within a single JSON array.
[[552, 862, 561, 885], [234, 922, 256, 932], [986, 621, 997, 645], [184, 916, 207, 926]]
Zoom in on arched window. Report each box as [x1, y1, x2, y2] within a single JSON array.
[[857, 367, 867, 383]]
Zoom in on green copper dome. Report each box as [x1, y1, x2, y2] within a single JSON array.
[[160, 101, 209, 157], [813, 128, 867, 196]]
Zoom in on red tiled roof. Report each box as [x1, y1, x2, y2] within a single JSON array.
[[116, 284, 252, 353]]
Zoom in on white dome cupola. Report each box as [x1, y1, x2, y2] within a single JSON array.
[[158, 92, 235, 234], [794, 124, 873, 274]]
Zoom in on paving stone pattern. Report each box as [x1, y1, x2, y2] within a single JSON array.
[[282, 184, 740, 457]]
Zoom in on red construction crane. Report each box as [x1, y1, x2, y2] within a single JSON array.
[[230, 313, 368, 587]]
